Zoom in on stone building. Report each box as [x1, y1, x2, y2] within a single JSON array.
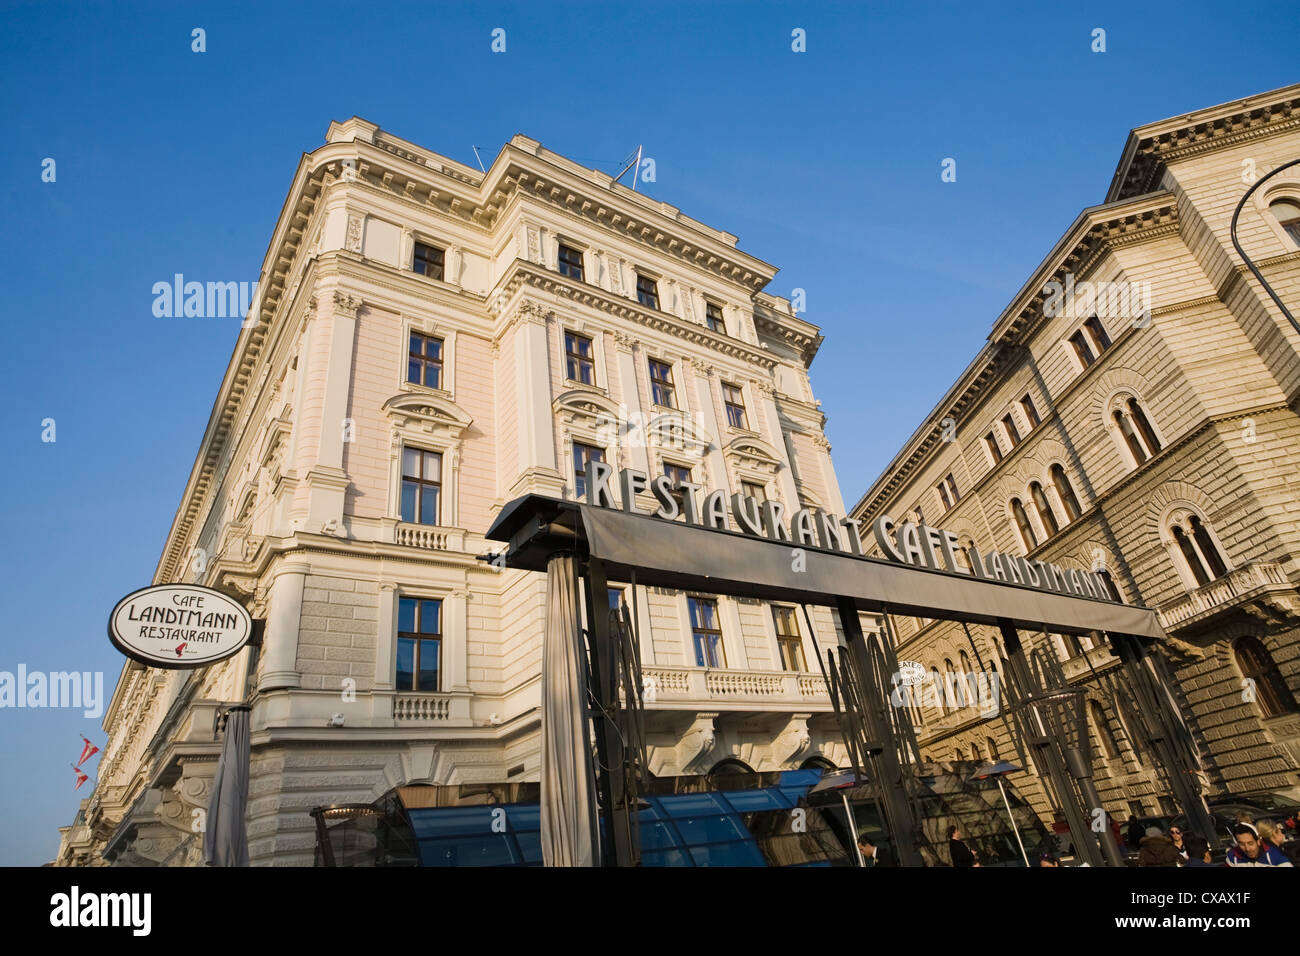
[[56, 120, 850, 865], [851, 84, 1300, 822]]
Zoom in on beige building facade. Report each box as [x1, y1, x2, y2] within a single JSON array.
[[852, 85, 1300, 822], [57, 120, 853, 866]]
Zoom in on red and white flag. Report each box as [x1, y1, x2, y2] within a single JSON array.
[[77, 736, 100, 767], [71, 765, 88, 790]]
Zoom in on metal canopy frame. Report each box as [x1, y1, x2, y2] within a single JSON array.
[[485, 494, 1212, 865]]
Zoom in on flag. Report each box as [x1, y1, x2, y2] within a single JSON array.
[[72, 765, 88, 790], [77, 736, 99, 767]]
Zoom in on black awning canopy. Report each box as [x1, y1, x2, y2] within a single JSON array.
[[484, 495, 1166, 639]]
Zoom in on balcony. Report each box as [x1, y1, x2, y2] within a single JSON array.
[[1156, 561, 1300, 634], [393, 522, 464, 551], [641, 665, 830, 712], [393, 693, 454, 722]]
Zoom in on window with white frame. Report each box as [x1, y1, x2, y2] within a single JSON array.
[[1112, 396, 1162, 466], [1168, 510, 1229, 587]]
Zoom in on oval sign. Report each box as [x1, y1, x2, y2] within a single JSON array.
[[108, 584, 253, 669]]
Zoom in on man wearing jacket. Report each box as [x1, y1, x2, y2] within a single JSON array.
[[1138, 826, 1181, 866], [1226, 823, 1293, 867]]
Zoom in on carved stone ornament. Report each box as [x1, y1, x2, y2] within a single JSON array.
[[333, 292, 363, 318], [345, 213, 364, 253]]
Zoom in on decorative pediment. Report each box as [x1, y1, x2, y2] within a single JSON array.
[[723, 435, 784, 476], [553, 388, 623, 433], [645, 408, 712, 460], [382, 392, 473, 441]]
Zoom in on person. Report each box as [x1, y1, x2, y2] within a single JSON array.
[[1256, 820, 1284, 851], [1125, 814, 1144, 850], [856, 834, 895, 867], [947, 824, 979, 868], [1182, 835, 1215, 867], [1039, 852, 1060, 867], [1168, 824, 1188, 861], [1225, 823, 1293, 867], [1138, 825, 1181, 866]]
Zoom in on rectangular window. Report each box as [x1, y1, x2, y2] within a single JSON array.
[[688, 597, 725, 668], [564, 332, 595, 386], [401, 448, 442, 525], [938, 482, 952, 511], [772, 606, 806, 672], [985, 432, 1002, 464], [741, 480, 767, 502], [722, 382, 748, 429], [1020, 394, 1041, 428], [396, 597, 441, 692], [664, 462, 692, 512], [573, 442, 605, 500], [407, 331, 444, 389], [648, 358, 676, 408], [413, 242, 445, 280], [1084, 316, 1112, 353], [944, 473, 960, 505], [636, 274, 659, 310], [1069, 330, 1096, 368], [1001, 413, 1021, 447], [558, 243, 585, 281], [705, 301, 726, 334]]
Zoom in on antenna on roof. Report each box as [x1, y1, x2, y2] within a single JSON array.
[[613, 144, 643, 192], [471, 145, 486, 173]]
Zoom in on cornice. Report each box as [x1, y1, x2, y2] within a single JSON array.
[[494, 260, 779, 371], [1107, 85, 1300, 203]]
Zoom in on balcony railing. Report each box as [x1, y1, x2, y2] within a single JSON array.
[[393, 693, 453, 721], [394, 523, 460, 550], [1157, 561, 1294, 631], [641, 665, 831, 709]]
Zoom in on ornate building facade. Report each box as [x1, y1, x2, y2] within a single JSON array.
[[56, 121, 851, 865], [851, 84, 1300, 822]]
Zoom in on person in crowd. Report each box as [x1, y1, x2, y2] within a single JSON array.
[[1168, 824, 1188, 861], [947, 824, 979, 867], [1256, 820, 1284, 851], [1182, 836, 1215, 867], [1138, 825, 1181, 866], [1225, 823, 1293, 867], [856, 834, 895, 867], [1125, 814, 1144, 850], [1039, 852, 1060, 867]]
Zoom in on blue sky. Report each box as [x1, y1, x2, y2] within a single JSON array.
[[0, 1, 1295, 865]]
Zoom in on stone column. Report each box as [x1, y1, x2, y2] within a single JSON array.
[[305, 291, 361, 534], [754, 379, 800, 509], [260, 562, 309, 691], [614, 331, 651, 474]]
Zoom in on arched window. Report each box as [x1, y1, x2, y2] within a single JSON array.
[[800, 755, 838, 772], [1050, 464, 1082, 521], [1271, 198, 1300, 246], [970, 742, 981, 763], [1234, 636, 1298, 718], [953, 746, 964, 762], [1030, 481, 1059, 536], [944, 658, 961, 708], [1114, 409, 1147, 463], [1190, 516, 1228, 580], [959, 650, 973, 705], [931, 667, 945, 716], [1171, 513, 1228, 587], [1011, 498, 1037, 551], [1127, 399, 1162, 455], [1088, 700, 1121, 760], [986, 736, 999, 761], [1097, 568, 1123, 602], [707, 758, 755, 783]]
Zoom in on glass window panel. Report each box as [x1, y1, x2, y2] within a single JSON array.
[[419, 834, 515, 867], [719, 789, 786, 812], [409, 333, 422, 354], [687, 841, 766, 867], [418, 644, 439, 691], [400, 482, 417, 523], [424, 364, 440, 389], [426, 338, 442, 358], [395, 637, 415, 690], [419, 601, 440, 634], [420, 487, 439, 525], [398, 598, 416, 633], [662, 792, 730, 817], [408, 359, 422, 384], [402, 447, 421, 477], [424, 451, 441, 477], [640, 848, 693, 867]]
